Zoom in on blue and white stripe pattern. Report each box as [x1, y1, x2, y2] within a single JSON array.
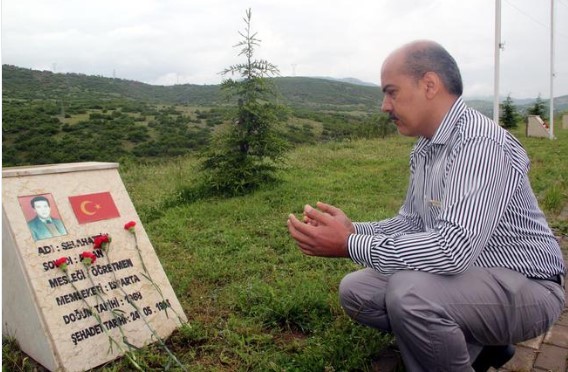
[[348, 97, 565, 278]]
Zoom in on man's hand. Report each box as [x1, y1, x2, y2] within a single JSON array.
[[287, 202, 355, 257]]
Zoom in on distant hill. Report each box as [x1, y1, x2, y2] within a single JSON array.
[[1, 64, 223, 106], [3, 64, 567, 116], [2, 65, 382, 112], [314, 76, 379, 87], [2, 65, 397, 167], [3, 64, 567, 168], [272, 76, 382, 110]]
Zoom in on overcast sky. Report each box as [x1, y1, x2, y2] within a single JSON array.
[[2, 0, 567, 99]]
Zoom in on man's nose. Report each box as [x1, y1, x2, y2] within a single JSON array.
[[381, 96, 391, 112]]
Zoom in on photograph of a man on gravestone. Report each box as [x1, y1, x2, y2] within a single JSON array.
[[20, 194, 68, 241]]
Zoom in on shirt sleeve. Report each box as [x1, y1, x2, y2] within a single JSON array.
[[348, 137, 524, 275]]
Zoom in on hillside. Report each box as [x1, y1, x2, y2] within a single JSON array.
[[3, 64, 567, 167], [273, 76, 381, 110], [4, 65, 568, 115], [2, 65, 395, 167], [2, 65, 382, 111], [1, 65, 223, 105]]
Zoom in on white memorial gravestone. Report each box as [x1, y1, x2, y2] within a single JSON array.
[[526, 115, 551, 138], [2, 162, 187, 372]]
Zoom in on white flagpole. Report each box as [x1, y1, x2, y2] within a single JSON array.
[[549, 0, 555, 139], [494, 0, 502, 124]]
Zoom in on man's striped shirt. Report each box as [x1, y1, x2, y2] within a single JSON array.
[[348, 97, 565, 278]]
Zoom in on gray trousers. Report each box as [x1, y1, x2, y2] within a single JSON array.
[[339, 267, 565, 371]]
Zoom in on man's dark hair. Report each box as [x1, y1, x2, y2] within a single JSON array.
[[30, 195, 50, 208], [403, 42, 463, 96]]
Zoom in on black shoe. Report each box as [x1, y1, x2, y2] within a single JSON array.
[[472, 344, 515, 372]]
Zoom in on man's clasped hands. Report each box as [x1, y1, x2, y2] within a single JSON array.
[[287, 202, 355, 258]]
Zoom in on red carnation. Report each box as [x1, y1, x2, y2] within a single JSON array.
[[79, 251, 97, 266], [124, 221, 136, 233], [93, 234, 111, 250], [54, 257, 68, 271]]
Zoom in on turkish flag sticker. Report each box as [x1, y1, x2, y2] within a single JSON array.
[[68, 192, 121, 224]]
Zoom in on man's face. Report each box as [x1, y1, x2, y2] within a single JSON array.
[[380, 54, 428, 137], [33, 200, 51, 220]]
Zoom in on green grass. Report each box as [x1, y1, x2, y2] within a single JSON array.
[[517, 127, 568, 215], [3, 126, 567, 371]]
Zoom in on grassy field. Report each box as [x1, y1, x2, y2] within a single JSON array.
[[3, 125, 567, 371]]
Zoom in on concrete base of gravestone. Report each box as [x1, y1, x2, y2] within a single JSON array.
[[526, 115, 551, 138], [2, 162, 187, 372], [563, 114, 568, 130]]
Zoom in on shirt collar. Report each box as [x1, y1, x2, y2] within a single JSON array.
[[431, 97, 467, 145], [414, 97, 467, 153]]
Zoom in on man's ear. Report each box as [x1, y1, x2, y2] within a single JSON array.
[[422, 71, 441, 99]]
